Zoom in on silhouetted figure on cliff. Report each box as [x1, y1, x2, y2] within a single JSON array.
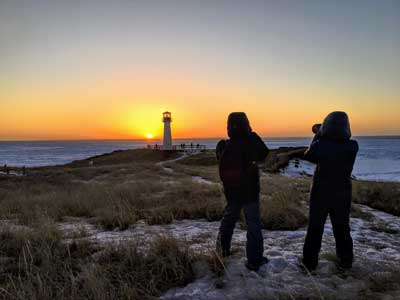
[[302, 111, 358, 272], [216, 112, 269, 271]]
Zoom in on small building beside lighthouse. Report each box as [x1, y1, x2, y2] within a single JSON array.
[[162, 111, 173, 150]]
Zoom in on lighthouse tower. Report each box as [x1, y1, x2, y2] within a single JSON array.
[[162, 111, 172, 150]]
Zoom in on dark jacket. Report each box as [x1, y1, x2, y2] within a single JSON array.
[[304, 137, 358, 191], [304, 111, 358, 192], [304, 111, 358, 199], [217, 132, 269, 194]]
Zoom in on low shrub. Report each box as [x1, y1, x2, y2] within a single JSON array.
[[353, 181, 400, 216], [260, 192, 308, 230]]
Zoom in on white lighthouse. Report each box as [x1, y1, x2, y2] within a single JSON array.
[[162, 111, 173, 150]]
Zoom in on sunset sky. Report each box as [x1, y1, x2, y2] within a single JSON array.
[[0, 0, 399, 140]]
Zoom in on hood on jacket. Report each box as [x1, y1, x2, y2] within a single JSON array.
[[320, 111, 351, 141], [227, 112, 251, 139]]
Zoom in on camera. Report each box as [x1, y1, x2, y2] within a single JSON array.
[[312, 123, 321, 135]]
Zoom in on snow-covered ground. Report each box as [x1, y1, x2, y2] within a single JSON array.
[[52, 202, 400, 300], [3, 191, 399, 299]]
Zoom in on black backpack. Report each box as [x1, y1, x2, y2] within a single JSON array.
[[218, 139, 258, 187]]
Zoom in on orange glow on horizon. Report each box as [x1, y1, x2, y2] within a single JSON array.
[[0, 71, 399, 140], [1, 1, 399, 141]]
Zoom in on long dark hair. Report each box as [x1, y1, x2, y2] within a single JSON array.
[[227, 112, 251, 139]]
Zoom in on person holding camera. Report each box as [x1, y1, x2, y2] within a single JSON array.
[[301, 111, 359, 272]]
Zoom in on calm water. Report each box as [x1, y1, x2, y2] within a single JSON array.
[[0, 137, 399, 182]]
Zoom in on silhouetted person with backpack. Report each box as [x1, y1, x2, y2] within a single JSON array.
[[302, 111, 358, 272], [216, 112, 269, 271]]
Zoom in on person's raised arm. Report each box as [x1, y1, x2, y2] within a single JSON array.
[[303, 123, 322, 163], [303, 138, 321, 163]]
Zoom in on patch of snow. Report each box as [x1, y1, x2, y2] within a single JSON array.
[[55, 205, 400, 266], [192, 176, 217, 185], [281, 159, 315, 178], [0, 171, 23, 177], [163, 167, 174, 173], [156, 152, 189, 166], [0, 219, 30, 231]]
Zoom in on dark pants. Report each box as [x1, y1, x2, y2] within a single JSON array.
[[217, 188, 264, 266], [303, 189, 353, 269]]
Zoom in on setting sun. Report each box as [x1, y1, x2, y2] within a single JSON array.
[[0, 1, 399, 141]]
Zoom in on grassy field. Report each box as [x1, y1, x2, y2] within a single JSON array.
[[0, 149, 312, 231], [1, 149, 399, 230], [1, 148, 399, 299], [0, 223, 196, 300]]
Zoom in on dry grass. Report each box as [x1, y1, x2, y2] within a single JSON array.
[[66, 148, 181, 167], [164, 161, 220, 182], [357, 269, 400, 300], [0, 223, 97, 300], [176, 150, 218, 166], [353, 181, 400, 216], [260, 192, 308, 230], [369, 223, 399, 234], [1, 149, 399, 234], [1, 149, 400, 299], [0, 176, 225, 229], [172, 152, 311, 230], [259, 175, 309, 230], [0, 149, 311, 231], [351, 204, 374, 221], [0, 225, 196, 300], [207, 251, 226, 278]]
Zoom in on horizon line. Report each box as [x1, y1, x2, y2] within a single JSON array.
[[1, 134, 400, 143]]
